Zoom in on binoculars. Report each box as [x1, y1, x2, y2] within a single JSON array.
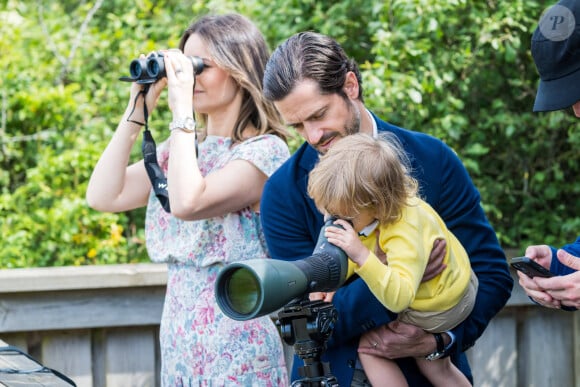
[[120, 52, 204, 84]]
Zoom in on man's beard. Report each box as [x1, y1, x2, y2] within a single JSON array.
[[345, 98, 361, 136], [314, 98, 361, 154]]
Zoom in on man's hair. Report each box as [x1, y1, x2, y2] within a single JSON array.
[[179, 13, 287, 142], [308, 133, 418, 225], [263, 31, 364, 102]]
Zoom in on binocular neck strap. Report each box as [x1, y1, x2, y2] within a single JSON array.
[[129, 85, 171, 213]]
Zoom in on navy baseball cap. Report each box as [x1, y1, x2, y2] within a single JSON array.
[[532, 0, 580, 112]]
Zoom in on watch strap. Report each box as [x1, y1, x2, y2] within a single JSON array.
[[442, 330, 456, 356], [434, 332, 444, 353], [425, 332, 446, 361], [169, 116, 196, 133]]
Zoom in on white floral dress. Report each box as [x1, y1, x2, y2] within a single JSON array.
[[145, 134, 290, 386]]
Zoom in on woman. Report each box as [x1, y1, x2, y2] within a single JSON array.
[[86, 13, 290, 385]]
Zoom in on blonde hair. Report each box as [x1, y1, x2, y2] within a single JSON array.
[[308, 133, 418, 225]]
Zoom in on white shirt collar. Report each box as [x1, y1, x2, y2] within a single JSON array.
[[365, 108, 378, 138], [358, 219, 379, 237]]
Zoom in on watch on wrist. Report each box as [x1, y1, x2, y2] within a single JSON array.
[[169, 117, 196, 133], [425, 332, 446, 361]]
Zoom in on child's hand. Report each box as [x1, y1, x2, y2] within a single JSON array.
[[325, 219, 370, 266]]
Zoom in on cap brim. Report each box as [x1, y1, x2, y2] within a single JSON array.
[[534, 68, 580, 112]]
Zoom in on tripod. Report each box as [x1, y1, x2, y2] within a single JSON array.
[[276, 298, 340, 387]]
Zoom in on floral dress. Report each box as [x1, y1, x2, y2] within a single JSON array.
[[145, 135, 290, 386]]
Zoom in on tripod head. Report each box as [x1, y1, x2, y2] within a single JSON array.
[[277, 298, 339, 387]]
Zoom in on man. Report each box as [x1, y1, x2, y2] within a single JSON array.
[[531, 0, 580, 116], [260, 31, 513, 385], [517, 0, 580, 311]]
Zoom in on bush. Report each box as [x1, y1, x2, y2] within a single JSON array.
[[0, 0, 577, 268]]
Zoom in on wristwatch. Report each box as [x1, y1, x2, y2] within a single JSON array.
[[425, 331, 456, 361], [169, 117, 196, 133]]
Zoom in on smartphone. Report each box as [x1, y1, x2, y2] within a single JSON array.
[[510, 256, 554, 278]]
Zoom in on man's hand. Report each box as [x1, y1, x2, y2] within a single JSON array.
[[373, 235, 446, 281], [357, 320, 447, 359], [517, 269, 562, 309], [531, 249, 580, 309], [516, 244, 559, 308], [422, 238, 447, 282], [524, 245, 553, 268], [309, 291, 336, 303]]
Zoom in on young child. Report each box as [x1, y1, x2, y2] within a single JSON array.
[[307, 132, 478, 387]]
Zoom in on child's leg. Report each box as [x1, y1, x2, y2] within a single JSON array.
[[359, 332, 408, 387], [415, 357, 471, 387]]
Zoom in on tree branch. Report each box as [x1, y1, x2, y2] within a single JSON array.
[[37, 0, 105, 85]]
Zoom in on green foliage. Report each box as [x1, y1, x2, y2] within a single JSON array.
[[362, 0, 579, 248], [0, 0, 578, 268]]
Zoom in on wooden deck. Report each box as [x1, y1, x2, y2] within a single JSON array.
[[0, 262, 578, 387]]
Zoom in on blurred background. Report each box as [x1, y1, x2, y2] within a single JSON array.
[[1, 0, 578, 269]]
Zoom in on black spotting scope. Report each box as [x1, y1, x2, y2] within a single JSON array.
[[215, 218, 348, 321]]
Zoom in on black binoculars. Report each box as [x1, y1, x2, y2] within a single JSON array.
[[120, 52, 204, 84]]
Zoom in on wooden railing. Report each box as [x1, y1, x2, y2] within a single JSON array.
[[0, 263, 578, 387]]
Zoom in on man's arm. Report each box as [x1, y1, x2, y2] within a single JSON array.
[[552, 237, 580, 276], [328, 137, 514, 354], [261, 158, 323, 262], [327, 277, 396, 346], [434, 142, 513, 353], [261, 135, 513, 356], [331, 121, 508, 360]]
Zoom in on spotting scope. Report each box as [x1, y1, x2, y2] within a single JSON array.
[[215, 218, 348, 321]]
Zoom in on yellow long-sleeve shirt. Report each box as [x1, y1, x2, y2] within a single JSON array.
[[348, 197, 471, 313]]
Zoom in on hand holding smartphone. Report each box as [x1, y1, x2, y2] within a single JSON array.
[[510, 256, 554, 278]]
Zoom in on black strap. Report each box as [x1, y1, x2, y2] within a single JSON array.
[[131, 85, 171, 213], [433, 332, 444, 352], [131, 78, 199, 214], [142, 129, 171, 213]]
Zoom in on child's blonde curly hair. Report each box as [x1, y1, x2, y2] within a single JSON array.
[[308, 132, 418, 225]]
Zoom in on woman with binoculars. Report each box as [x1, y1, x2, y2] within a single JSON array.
[[86, 13, 290, 386]]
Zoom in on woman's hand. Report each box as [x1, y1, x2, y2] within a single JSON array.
[[124, 53, 167, 124], [163, 50, 195, 118]]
